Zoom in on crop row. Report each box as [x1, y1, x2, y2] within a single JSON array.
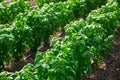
[[26, 0, 106, 52], [34, 1, 120, 79], [0, 1, 119, 80], [0, 0, 106, 71]]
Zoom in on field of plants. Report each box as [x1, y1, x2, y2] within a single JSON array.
[[0, 0, 120, 80]]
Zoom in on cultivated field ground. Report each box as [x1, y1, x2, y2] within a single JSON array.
[[0, 0, 120, 80]]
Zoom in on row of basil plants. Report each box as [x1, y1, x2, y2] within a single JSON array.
[[26, 0, 107, 53], [0, 0, 30, 24], [0, 0, 106, 71], [34, 1, 120, 80], [0, 1, 119, 80]]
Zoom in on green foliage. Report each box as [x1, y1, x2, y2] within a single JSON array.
[[33, 2, 120, 79], [0, 64, 37, 80], [0, 72, 11, 80], [36, 0, 67, 7], [11, 13, 33, 60], [26, 1, 75, 51], [87, 3, 120, 32], [0, 0, 106, 70], [0, 0, 30, 24], [0, 1, 119, 79], [26, 0, 107, 52], [0, 24, 14, 71], [0, 0, 106, 71]]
